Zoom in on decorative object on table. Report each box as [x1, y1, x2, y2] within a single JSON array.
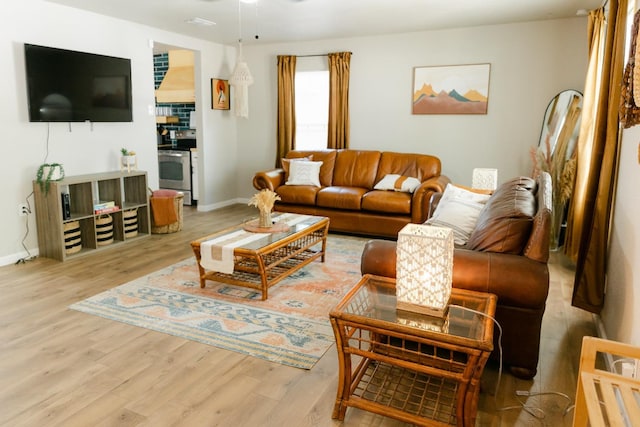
[[211, 78, 230, 110], [120, 148, 137, 172], [247, 189, 281, 228], [412, 63, 490, 115], [395, 223, 454, 318], [472, 168, 498, 191], [36, 162, 65, 194]]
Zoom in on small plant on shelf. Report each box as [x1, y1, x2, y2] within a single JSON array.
[[120, 148, 137, 172], [36, 163, 65, 194]]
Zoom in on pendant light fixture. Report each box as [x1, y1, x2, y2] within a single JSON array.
[[229, 0, 254, 118]]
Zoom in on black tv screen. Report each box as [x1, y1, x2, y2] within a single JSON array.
[[24, 44, 133, 122]]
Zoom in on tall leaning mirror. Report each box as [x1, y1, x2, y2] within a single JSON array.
[[534, 89, 583, 250]]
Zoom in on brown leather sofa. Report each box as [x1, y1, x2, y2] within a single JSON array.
[[253, 149, 450, 238], [360, 173, 552, 379]]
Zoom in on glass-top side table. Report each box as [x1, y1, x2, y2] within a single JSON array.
[[329, 274, 497, 426]]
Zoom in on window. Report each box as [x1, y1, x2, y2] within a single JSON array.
[[295, 69, 329, 150]]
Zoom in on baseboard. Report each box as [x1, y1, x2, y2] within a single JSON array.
[[0, 248, 40, 267], [593, 313, 617, 372], [195, 198, 250, 212]]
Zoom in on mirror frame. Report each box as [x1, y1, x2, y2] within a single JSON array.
[[538, 89, 583, 162]]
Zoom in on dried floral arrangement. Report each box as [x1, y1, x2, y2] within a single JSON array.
[[248, 189, 281, 211], [530, 133, 577, 249], [248, 189, 281, 227]]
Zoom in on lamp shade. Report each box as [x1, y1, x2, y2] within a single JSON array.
[[472, 168, 498, 191], [396, 224, 454, 317], [229, 60, 254, 118]]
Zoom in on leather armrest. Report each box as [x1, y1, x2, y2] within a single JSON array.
[[360, 239, 397, 278], [452, 249, 549, 308], [253, 169, 285, 191], [411, 175, 451, 223]]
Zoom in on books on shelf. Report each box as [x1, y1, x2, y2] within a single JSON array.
[[94, 205, 120, 215], [94, 200, 115, 211]]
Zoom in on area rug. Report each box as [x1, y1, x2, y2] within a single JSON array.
[[69, 235, 367, 369]]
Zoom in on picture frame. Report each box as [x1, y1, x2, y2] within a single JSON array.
[[412, 63, 490, 115], [211, 78, 230, 110]]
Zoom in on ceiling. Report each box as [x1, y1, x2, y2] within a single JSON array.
[[45, 0, 603, 47]]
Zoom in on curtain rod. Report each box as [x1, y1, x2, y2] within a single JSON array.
[[296, 52, 353, 58]]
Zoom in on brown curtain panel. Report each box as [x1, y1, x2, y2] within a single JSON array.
[[327, 52, 351, 149], [276, 55, 297, 167], [564, 0, 627, 313]]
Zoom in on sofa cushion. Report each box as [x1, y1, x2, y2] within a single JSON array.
[[317, 186, 368, 210], [332, 150, 381, 188], [362, 190, 412, 214], [466, 176, 537, 254], [425, 184, 491, 245], [276, 184, 319, 205], [373, 174, 421, 193], [375, 151, 441, 183], [285, 161, 322, 187]]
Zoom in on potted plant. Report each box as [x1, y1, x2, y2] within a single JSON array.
[[36, 163, 65, 194], [120, 148, 137, 172]]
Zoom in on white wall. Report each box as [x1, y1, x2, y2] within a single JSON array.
[[603, 127, 640, 346], [1, 0, 237, 264], [236, 18, 589, 198]]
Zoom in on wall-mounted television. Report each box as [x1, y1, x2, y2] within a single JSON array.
[[24, 43, 133, 122]]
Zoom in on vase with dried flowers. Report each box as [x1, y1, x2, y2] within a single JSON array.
[[248, 189, 281, 228], [530, 134, 577, 250]]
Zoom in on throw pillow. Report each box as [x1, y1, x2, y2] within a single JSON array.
[[425, 183, 491, 245], [286, 160, 323, 187], [281, 155, 312, 181], [374, 174, 422, 193]]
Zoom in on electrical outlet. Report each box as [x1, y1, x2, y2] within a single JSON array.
[[18, 204, 30, 216]]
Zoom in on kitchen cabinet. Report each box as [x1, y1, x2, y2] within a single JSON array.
[[156, 116, 179, 124]]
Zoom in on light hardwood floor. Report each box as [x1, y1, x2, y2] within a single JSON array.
[[0, 205, 597, 426]]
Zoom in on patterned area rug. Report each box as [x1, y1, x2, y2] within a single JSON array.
[[69, 235, 367, 369]]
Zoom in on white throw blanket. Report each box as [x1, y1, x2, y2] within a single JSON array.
[[199, 213, 316, 274]]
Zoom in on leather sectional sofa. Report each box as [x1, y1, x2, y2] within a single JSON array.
[[360, 173, 552, 379], [253, 149, 450, 237]]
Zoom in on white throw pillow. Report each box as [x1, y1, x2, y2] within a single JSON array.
[[374, 174, 421, 193], [425, 183, 491, 245], [281, 155, 312, 181], [286, 160, 322, 187]]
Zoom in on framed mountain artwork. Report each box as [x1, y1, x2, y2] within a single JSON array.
[[412, 63, 490, 114]]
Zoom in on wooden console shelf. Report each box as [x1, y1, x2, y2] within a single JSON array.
[[33, 170, 151, 261]]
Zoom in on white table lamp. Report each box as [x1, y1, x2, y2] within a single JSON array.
[[472, 168, 498, 191], [396, 224, 454, 318]]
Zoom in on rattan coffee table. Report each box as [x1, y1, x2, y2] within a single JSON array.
[[191, 213, 329, 300], [330, 274, 496, 426]]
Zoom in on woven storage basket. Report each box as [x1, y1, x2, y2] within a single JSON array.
[[123, 209, 138, 238], [151, 193, 184, 234], [96, 214, 114, 246], [63, 221, 82, 255]]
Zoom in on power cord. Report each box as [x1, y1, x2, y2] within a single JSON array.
[[16, 192, 36, 264], [449, 304, 575, 422]]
